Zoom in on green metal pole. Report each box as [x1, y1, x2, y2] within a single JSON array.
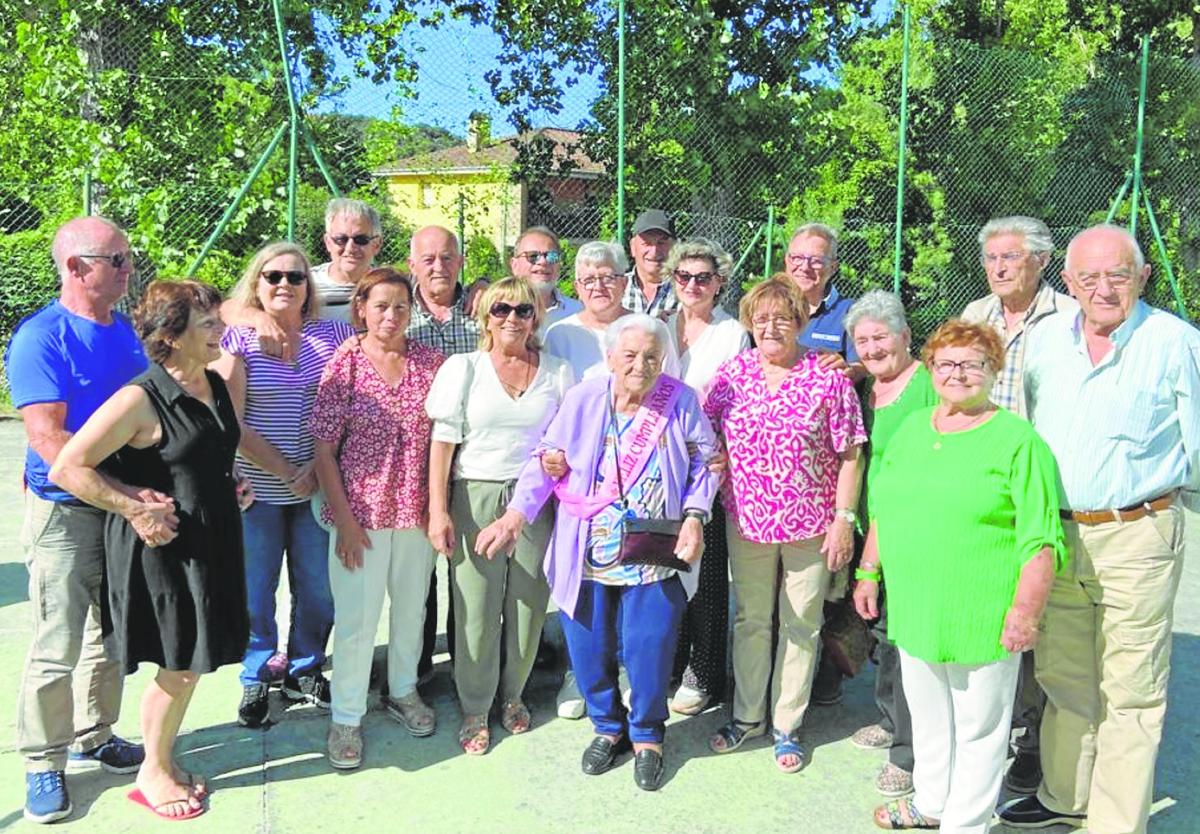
[[273, 0, 301, 240], [763, 206, 775, 276], [186, 122, 288, 277], [892, 3, 912, 294], [82, 170, 93, 215], [616, 0, 626, 243], [1106, 171, 1133, 223], [301, 122, 343, 198], [1141, 190, 1191, 322], [731, 224, 766, 278], [1129, 35, 1150, 240], [458, 191, 466, 283]]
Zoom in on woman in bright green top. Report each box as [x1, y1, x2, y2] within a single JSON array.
[[853, 319, 1065, 833], [843, 291, 939, 800]]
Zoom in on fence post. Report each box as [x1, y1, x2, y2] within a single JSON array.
[[1129, 35, 1150, 240], [763, 205, 775, 276], [82, 171, 93, 216], [731, 224, 766, 280], [1105, 171, 1133, 223], [891, 3, 912, 294], [273, 0, 301, 240], [458, 191, 466, 282], [616, 0, 626, 243], [301, 122, 343, 198], [1141, 190, 1191, 323]]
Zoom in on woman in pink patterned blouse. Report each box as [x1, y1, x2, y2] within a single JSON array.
[[310, 267, 445, 770], [704, 277, 865, 773]]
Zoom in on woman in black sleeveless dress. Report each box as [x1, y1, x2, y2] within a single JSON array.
[[51, 280, 249, 821]]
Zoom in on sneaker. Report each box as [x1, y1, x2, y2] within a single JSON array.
[[811, 657, 844, 706], [669, 684, 711, 716], [282, 672, 332, 709], [327, 722, 363, 770], [556, 670, 586, 720], [24, 771, 71, 824], [238, 682, 271, 727], [67, 735, 144, 774], [1005, 749, 1043, 794], [995, 795, 1086, 829], [618, 666, 632, 711], [851, 723, 894, 750], [874, 762, 913, 797]]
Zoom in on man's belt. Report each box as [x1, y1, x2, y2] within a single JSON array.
[[1061, 492, 1177, 526]]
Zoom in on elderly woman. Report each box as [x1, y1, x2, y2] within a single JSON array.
[[662, 238, 749, 715], [543, 241, 634, 379], [214, 242, 353, 728], [705, 277, 865, 773], [842, 290, 939, 798], [476, 314, 717, 791], [853, 319, 1065, 832], [50, 281, 251, 819], [310, 267, 445, 769], [425, 277, 573, 755]]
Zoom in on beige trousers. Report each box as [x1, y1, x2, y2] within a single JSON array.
[[727, 529, 830, 733], [17, 492, 124, 771], [1036, 506, 1185, 834]]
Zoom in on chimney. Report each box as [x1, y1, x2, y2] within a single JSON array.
[[466, 111, 490, 153]]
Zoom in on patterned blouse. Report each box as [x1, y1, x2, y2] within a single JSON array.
[[704, 348, 866, 543], [309, 338, 445, 530]]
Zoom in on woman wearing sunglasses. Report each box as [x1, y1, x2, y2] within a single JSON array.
[[215, 242, 354, 729], [661, 239, 748, 717], [425, 277, 574, 755]]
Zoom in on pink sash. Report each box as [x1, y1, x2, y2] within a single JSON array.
[[554, 375, 684, 519]]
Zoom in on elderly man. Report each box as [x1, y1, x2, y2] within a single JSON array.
[[960, 216, 1078, 794], [785, 223, 859, 362], [998, 224, 1200, 834], [407, 225, 480, 356], [508, 226, 581, 335], [5, 218, 149, 823], [622, 209, 678, 319]]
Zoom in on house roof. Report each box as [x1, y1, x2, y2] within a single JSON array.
[[372, 127, 605, 178]]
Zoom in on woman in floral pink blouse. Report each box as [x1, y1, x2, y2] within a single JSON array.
[[704, 277, 865, 773], [310, 267, 445, 770]]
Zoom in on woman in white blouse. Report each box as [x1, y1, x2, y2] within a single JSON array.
[[426, 277, 574, 756], [664, 238, 749, 715]]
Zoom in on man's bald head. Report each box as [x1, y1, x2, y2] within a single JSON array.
[[407, 225, 464, 305], [51, 217, 127, 277]]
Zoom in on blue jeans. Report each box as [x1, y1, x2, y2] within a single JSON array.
[[561, 577, 686, 744], [240, 501, 333, 685]]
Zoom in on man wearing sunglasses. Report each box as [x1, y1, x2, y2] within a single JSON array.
[[623, 209, 679, 320], [509, 226, 581, 335], [5, 217, 150, 823]]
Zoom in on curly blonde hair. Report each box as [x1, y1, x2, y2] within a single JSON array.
[[921, 319, 1006, 374]]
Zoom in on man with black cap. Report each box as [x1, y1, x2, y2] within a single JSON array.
[[622, 209, 678, 319]]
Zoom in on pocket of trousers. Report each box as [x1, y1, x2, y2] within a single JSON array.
[[1106, 618, 1172, 704]]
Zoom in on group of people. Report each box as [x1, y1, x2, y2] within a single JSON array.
[[6, 200, 1195, 834]]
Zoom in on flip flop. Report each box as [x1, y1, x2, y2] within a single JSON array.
[[128, 787, 206, 821]]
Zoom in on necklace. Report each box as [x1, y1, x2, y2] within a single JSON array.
[[496, 349, 534, 398], [931, 405, 993, 449]]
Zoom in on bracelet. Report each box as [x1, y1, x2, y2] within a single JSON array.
[[683, 509, 708, 523], [834, 507, 858, 525], [854, 567, 882, 582]]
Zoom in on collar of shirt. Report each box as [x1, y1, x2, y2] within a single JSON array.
[[1067, 298, 1149, 367], [982, 283, 1066, 337], [624, 268, 677, 314], [811, 284, 841, 316], [413, 284, 466, 319]]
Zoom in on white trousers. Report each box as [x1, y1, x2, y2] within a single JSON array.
[[900, 648, 1020, 834], [329, 527, 435, 726]]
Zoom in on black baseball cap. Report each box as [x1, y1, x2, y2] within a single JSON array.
[[631, 209, 676, 238]]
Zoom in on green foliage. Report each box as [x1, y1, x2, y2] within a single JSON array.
[[465, 235, 504, 282], [0, 224, 58, 397]]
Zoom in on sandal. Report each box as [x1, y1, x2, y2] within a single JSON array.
[[458, 714, 490, 756], [771, 728, 808, 773], [709, 719, 765, 754], [385, 691, 436, 738], [500, 698, 532, 735], [873, 797, 940, 830]]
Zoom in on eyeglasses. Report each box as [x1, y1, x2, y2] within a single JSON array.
[[489, 302, 536, 320], [329, 233, 379, 247], [79, 251, 133, 269], [261, 270, 307, 286], [785, 254, 830, 268], [673, 270, 718, 287], [579, 273, 621, 289], [1073, 271, 1135, 292], [931, 359, 989, 377], [515, 250, 561, 265], [750, 314, 796, 329], [982, 251, 1027, 266]]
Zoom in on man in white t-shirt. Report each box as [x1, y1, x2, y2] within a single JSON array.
[[310, 199, 383, 325], [508, 226, 582, 336]]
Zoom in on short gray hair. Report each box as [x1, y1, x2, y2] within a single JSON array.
[[790, 222, 839, 260], [663, 237, 733, 281], [977, 216, 1053, 257], [325, 198, 381, 237], [515, 226, 560, 252], [1064, 223, 1146, 272], [844, 289, 909, 338], [575, 240, 628, 278], [603, 313, 669, 354]]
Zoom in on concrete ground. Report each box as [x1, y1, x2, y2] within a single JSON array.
[[0, 417, 1195, 833]]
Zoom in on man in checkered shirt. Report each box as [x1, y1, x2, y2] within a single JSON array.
[[406, 225, 480, 356], [622, 209, 679, 319]]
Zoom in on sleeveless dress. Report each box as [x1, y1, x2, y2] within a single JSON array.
[[103, 363, 249, 674]]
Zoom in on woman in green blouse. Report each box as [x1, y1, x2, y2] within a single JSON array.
[[853, 319, 1065, 831]]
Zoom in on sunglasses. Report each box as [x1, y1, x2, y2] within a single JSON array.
[[515, 250, 562, 265], [329, 233, 379, 247], [489, 302, 536, 320], [79, 251, 133, 269], [673, 270, 718, 287], [261, 270, 307, 286]]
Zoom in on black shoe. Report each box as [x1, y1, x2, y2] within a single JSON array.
[[533, 640, 559, 671], [633, 749, 665, 791], [1005, 750, 1043, 794], [581, 735, 631, 775], [811, 653, 844, 706], [995, 795, 1086, 829], [238, 683, 270, 727], [282, 672, 331, 709]]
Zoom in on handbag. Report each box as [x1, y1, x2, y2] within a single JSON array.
[[820, 595, 876, 678]]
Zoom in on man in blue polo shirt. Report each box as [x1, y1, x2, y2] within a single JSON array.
[[784, 222, 863, 377], [5, 217, 150, 823]]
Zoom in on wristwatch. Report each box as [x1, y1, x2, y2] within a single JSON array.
[[834, 507, 858, 525], [683, 509, 708, 523]]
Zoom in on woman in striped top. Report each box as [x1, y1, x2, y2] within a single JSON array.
[[214, 242, 354, 729]]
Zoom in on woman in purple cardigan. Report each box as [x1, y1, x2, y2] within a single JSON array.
[[476, 314, 718, 792]]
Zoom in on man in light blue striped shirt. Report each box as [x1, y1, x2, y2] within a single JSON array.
[[999, 224, 1200, 834]]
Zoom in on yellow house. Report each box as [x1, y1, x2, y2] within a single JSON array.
[[372, 122, 607, 253]]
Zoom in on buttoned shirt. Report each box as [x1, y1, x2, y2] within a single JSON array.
[[1024, 301, 1200, 511], [407, 285, 479, 356], [538, 287, 584, 338], [799, 284, 858, 361], [961, 283, 1077, 416], [622, 268, 679, 318]]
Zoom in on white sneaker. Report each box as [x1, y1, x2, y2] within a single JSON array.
[[556, 670, 586, 719], [618, 666, 632, 711]]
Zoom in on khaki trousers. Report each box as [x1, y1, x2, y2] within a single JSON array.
[[727, 529, 829, 733], [1036, 506, 1185, 834], [17, 492, 123, 771], [448, 480, 552, 715]]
